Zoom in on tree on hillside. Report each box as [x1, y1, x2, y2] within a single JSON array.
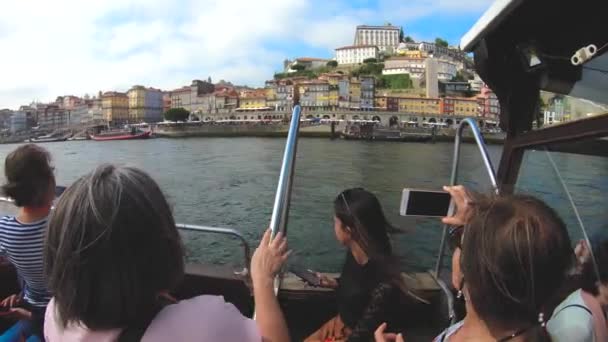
[[291, 64, 306, 71], [326, 60, 338, 68], [435, 38, 449, 48], [363, 58, 378, 64], [451, 71, 467, 82], [404, 36, 414, 43], [164, 108, 190, 122], [399, 28, 405, 42]]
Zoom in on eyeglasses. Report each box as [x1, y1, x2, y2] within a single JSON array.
[[448, 225, 464, 251]]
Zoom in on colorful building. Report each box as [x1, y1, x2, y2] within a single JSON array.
[[298, 80, 330, 110], [360, 76, 375, 110], [102, 92, 129, 125], [238, 90, 268, 110], [397, 97, 441, 115]]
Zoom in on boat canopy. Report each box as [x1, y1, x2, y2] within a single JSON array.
[[461, 0, 606, 135]]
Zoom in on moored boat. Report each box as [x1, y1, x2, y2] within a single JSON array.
[[89, 129, 151, 141]]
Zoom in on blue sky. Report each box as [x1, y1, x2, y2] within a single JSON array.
[[0, 0, 494, 109]]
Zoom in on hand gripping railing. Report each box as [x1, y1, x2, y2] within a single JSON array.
[[0, 197, 252, 275], [433, 118, 499, 276]]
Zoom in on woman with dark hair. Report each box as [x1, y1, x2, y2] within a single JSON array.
[[547, 230, 608, 342], [305, 188, 410, 342], [433, 186, 573, 342], [43, 164, 291, 342], [0, 144, 55, 342]]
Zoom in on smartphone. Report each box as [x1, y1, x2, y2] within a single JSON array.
[[400, 188, 454, 217], [289, 265, 321, 287]]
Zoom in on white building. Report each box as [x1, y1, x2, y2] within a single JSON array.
[[335, 45, 379, 65], [382, 57, 457, 81], [354, 25, 400, 52]]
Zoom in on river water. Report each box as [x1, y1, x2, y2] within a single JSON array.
[[0, 138, 606, 272]]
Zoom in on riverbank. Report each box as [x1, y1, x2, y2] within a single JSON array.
[[152, 123, 505, 144]]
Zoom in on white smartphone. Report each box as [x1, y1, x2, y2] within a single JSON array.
[[400, 188, 454, 217]]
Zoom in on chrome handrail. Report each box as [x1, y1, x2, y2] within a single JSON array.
[[0, 197, 252, 275], [177, 223, 251, 276], [434, 118, 499, 276], [269, 105, 302, 238]]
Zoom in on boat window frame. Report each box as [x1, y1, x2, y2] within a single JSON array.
[[498, 114, 608, 193]]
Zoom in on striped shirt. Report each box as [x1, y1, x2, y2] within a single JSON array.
[[0, 215, 51, 308]]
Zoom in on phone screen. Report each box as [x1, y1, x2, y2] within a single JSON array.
[[401, 189, 452, 217]]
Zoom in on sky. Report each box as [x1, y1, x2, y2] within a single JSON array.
[[0, 0, 495, 110]]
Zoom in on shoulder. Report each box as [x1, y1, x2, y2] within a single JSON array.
[[434, 321, 464, 342], [143, 295, 260, 342], [548, 291, 594, 342], [45, 298, 122, 342]]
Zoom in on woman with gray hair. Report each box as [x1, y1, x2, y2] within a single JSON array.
[[43, 164, 291, 342]]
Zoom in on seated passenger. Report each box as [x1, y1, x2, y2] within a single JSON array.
[[43, 164, 291, 342], [306, 188, 412, 342], [433, 186, 573, 341], [547, 230, 608, 342], [0, 144, 55, 342]]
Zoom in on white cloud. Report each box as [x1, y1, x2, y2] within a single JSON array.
[[0, 0, 492, 109]]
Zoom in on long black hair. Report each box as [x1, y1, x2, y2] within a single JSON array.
[[333, 188, 409, 294]]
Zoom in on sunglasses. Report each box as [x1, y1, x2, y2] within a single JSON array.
[[448, 226, 464, 251]]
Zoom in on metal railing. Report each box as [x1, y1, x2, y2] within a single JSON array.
[[433, 118, 499, 276], [177, 223, 251, 275], [269, 105, 302, 238], [0, 197, 252, 275]]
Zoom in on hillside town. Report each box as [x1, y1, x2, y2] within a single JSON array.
[[1, 24, 603, 139]]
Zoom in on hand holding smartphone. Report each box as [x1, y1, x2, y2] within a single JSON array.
[[400, 188, 454, 217], [289, 265, 321, 287]]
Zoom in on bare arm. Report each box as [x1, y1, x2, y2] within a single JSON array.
[[251, 229, 291, 342]]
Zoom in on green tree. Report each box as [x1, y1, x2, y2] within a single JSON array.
[[450, 71, 467, 82], [326, 60, 338, 68], [435, 37, 449, 48], [164, 108, 190, 122], [363, 58, 378, 64], [379, 74, 412, 89], [399, 28, 405, 42], [291, 64, 306, 71], [404, 36, 414, 43]]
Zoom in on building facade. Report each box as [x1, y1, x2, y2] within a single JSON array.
[[37, 105, 68, 130], [102, 92, 129, 125], [335, 45, 379, 65], [398, 97, 441, 115], [9, 111, 27, 133], [354, 25, 401, 52], [128, 86, 163, 123], [298, 81, 330, 110], [360, 76, 375, 110]]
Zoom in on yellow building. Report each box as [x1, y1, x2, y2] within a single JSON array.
[[398, 97, 441, 115], [329, 89, 339, 107], [396, 50, 428, 58], [239, 90, 268, 109], [127, 86, 146, 121], [350, 80, 361, 99], [453, 98, 479, 116], [102, 91, 129, 125], [374, 96, 388, 110]]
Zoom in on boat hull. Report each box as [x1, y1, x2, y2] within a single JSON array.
[[90, 131, 151, 141]]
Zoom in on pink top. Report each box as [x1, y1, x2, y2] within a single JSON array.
[[44, 295, 261, 342]]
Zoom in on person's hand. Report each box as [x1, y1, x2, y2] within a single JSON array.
[[1, 294, 21, 308], [442, 185, 474, 227], [251, 229, 291, 287], [374, 323, 405, 342], [315, 272, 339, 289], [0, 307, 32, 320]]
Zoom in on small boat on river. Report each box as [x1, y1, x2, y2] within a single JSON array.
[[89, 129, 151, 141], [27, 133, 70, 143]]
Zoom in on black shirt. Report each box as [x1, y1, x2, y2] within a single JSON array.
[[337, 251, 401, 341]]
